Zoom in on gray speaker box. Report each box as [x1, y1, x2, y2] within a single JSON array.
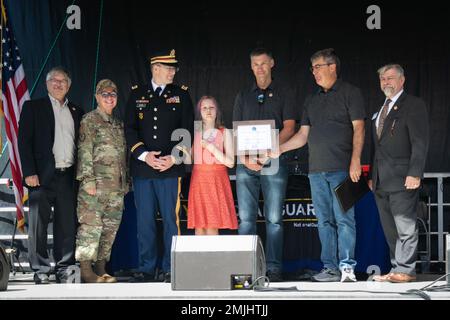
[[171, 235, 266, 290]]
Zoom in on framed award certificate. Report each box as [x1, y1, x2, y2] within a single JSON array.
[[232, 120, 277, 155]]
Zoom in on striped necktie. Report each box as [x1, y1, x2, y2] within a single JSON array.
[[377, 98, 392, 139]]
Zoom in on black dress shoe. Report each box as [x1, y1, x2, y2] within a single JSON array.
[[56, 271, 67, 284], [128, 272, 156, 283], [56, 275, 71, 284], [154, 270, 170, 282], [34, 273, 50, 285], [266, 270, 283, 282]]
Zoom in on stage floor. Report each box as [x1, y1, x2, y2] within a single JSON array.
[[1, 273, 449, 300]]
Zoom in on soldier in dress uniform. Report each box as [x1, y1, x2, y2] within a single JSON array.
[[125, 49, 194, 282], [76, 79, 128, 283]]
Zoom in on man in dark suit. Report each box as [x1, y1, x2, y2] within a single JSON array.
[[18, 66, 84, 284], [369, 64, 429, 283]]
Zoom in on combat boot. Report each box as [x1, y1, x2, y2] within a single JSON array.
[[80, 260, 105, 283], [94, 259, 117, 283]]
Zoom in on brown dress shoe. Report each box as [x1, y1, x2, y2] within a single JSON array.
[[388, 273, 416, 283], [101, 274, 117, 283], [372, 273, 394, 282]]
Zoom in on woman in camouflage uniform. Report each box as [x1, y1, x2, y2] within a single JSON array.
[[75, 79, 128, 283]]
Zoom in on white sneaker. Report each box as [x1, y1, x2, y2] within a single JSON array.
[[340, 268, 357, 282]]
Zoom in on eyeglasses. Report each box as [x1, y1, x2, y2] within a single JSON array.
[[49, 78, 69, 85], [157, 64, 179, 73], [309, 63, 333, 72], [100, 92, 118, 99]]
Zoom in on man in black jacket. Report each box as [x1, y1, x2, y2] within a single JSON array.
[[18, 66, 84, 284], [369, 64, 429, 283]]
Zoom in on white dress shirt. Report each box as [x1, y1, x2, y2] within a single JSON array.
[[49, 94, 75, 168]]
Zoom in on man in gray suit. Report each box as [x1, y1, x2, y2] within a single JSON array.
[[369, 64, 429, 283]]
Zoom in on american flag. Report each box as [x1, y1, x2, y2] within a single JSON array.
[[1, 2, 30, 232]]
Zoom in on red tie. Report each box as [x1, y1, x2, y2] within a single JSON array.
[[377, 98, 392, 139]]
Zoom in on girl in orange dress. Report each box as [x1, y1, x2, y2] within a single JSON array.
[[187, 96, 238, 235]]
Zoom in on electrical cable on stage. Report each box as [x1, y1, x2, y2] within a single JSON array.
[[248, 275, 301, 292], [401, 273, 450, 300]]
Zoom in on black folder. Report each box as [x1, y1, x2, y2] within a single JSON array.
[[333, 175, 370, 213]]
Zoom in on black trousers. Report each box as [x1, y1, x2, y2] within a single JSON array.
[[27, 167, 77, 278]]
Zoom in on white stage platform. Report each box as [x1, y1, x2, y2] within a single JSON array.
[[1, 273, 449, 300]]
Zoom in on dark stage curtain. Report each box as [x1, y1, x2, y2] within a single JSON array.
[[5, 0, 450, 171]]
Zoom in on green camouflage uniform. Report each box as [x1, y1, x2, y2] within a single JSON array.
[[75, 108, 128, 262]]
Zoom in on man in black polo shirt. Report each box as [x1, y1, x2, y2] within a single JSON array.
[[233, 47, 296, 282], [272, 48, 365, 282]]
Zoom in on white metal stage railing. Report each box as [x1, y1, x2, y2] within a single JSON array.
[[423, 173, 450, 263]]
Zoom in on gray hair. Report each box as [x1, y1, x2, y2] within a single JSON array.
[[310, 48, 340, 76], [377, 64, 404, 77], [46, 66, 72, 86]]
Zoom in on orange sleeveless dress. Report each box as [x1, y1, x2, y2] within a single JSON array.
[[187, 128, 238, 229]]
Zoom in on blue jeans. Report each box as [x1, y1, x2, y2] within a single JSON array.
[[236, 159, 288, 272], [308, 171, 356, 271], [133, 177, 179, 274]]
